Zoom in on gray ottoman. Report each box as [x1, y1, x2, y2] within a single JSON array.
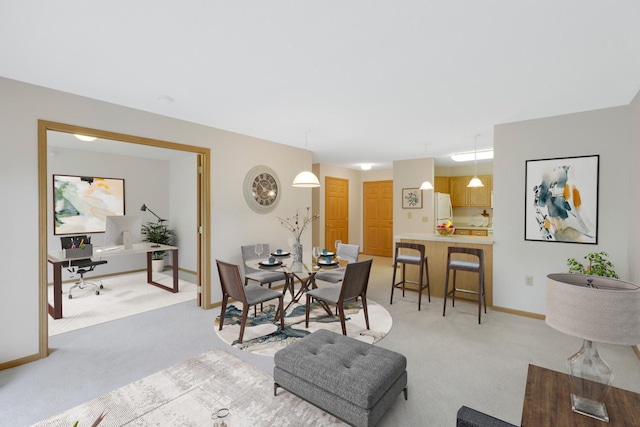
[[274, 329, 408, 427]]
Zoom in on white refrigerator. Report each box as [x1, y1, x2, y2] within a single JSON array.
[[434, 192, 453, 231]]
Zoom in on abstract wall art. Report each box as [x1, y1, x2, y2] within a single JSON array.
[[525, 155, 599, 244], [53, 174, 125, 235], [402, 188, 422, 209]]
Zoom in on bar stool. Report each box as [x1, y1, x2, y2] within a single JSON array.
[[442, 247, 486, 324], [390, 242, 430, 310]]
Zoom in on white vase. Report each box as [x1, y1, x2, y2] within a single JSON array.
[[152, 258, 165, 272], [293, 239, 303, 263]]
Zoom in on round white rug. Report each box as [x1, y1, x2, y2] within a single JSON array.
[[214, 294, 393, 357]]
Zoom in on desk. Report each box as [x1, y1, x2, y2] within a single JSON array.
[[521, 364, 640, 426], [47, 243, 179, 319]]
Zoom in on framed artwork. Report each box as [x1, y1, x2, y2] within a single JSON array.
[[525, 155, 599, 244], [402, 188, 422, 209], [53, 174, 125, 235]]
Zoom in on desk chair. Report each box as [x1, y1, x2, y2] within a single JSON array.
[[60, 236, 108, 299]]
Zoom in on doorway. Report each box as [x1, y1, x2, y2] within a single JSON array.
[[38, 120, 211, 359], [363, 180, 393, 257], [324, 176, 349, 250]]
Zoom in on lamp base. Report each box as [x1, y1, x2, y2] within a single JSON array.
[[571, 394, 609, 422]]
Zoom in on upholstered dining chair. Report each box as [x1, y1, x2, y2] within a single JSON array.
[[216, 259, 285, 344], [314, 243, 360, 284], [304, 258, 373, 336], [241, 244, 290, 290]]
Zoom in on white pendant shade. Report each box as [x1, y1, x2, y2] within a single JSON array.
[[292, 170, 320, 188], [468, 176, 484, 187], [419, 181, 434, 190]]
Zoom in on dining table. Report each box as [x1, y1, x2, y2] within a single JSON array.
[[249, 249, 348, 313]]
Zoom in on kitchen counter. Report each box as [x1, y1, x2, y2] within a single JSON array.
[[396, 233, 493, 306], [396, 232, 494, 245]]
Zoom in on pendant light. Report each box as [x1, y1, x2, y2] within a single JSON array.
[[468, 135, 484, 188], [292, 130, 321, 188]]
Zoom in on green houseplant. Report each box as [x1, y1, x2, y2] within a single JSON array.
[[141, 221, 175, 261], [567, 251, 619, 278]]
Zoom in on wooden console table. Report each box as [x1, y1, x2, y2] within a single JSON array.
[[522, 364, 640, 426]]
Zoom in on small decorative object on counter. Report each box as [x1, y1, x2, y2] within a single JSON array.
[[436, 220, 455, 236]]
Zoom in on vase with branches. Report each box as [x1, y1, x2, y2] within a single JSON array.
[[277, 207, 319, 262]]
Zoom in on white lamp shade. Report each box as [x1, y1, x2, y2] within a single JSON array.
[[467, 176, 484, 187], [419, 181, 434, 190], [546, 274, 640, 345], [292, 170, 320, 188]]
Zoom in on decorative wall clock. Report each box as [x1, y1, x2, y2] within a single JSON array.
[[243, 165, 281, 214]]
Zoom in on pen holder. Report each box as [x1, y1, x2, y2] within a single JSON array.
[[64, 244, 93, 259]]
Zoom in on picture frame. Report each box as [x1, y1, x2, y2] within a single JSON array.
[[524, 155, 599, 244], [402, 188, 423, 209], [53, 174, 125, 235]]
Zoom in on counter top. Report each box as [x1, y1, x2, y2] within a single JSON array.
[[396, 232, 494, 245]]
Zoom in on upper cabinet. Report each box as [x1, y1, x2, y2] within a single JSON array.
[[433, 176, 449, 194], [448, 175, 493, 207]]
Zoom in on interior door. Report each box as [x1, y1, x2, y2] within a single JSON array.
[[324, 176, 349, 250], [363, 180, 393, 257]]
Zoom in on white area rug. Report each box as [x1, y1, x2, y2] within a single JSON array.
[[33, 348, 346, 427], [215, 294, 393, 357], [48, 272, 197, 336]]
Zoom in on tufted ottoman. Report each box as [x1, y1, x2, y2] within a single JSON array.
[[274, 329, 408, 427]]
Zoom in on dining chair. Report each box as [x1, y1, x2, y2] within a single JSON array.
[[304, 258, 373, 336], [241, 244, 290, 290], [216, 259, 285, 344], [314, 243, 360, 283]]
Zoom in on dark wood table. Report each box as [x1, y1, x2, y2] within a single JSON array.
[[522, 364, 640, 426]]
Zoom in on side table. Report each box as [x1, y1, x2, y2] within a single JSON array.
[[522, 364, 640, 426]]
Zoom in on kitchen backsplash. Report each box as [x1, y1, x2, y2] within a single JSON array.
[[452, 207, 493, 227]]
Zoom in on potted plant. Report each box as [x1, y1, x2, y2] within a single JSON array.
[[141, 221, 175, 272], [567, 251, 619, 278]]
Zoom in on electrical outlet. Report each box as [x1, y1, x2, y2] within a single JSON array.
[[422, 216, 428, 222], [525, 275, 533, 286], [407, 212, 412, 219]]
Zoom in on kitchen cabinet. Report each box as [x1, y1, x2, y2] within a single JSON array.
[[455, 228, 488, 236], [434, 176, 449, 194], [454, 228, 470, 235], [449, 175, 492, 207]]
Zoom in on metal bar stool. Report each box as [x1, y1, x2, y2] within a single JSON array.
[[390, 242, 430, 310], [442, 247, 486, 324]]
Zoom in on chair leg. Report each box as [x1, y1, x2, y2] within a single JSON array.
[[425, 258, 431, 302], [238, 305, 249, 344], [418, 262, 423, 311], [278, 296, 285, 330], [219, 295, 228, 331], [401, 264, 406, 296], [451, 270, 457, 307], [361, 294, 370, 330], [337, 303, 347, 335], [443, 267, 450, 317], [305, 294, 312, 328], [390, 259, 398, 304]]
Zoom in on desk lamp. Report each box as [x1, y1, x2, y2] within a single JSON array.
[[546, 273, 640, 422], [140, 204, 166, 222]]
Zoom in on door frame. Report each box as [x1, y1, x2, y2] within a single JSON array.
[[37, 120, 211, 359]]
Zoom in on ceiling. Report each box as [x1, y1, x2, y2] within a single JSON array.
[[2, 1, 640, 169]]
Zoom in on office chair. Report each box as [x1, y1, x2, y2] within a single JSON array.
[[60, 236, 108, 299]]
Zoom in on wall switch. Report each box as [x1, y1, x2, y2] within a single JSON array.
[[407, 212, 412, 219], [525, 276, 534, 286], [422, 216, 428, 222]]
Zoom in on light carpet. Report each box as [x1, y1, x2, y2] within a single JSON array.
[[33, 348, 346, 427], [48, 272, 197, 336], [215, 294, 393, 357]]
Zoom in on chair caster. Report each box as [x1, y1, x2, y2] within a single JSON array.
[[100, 284, 104, 289], [95, 290, 100, 295], [68, 294, 73, 299]]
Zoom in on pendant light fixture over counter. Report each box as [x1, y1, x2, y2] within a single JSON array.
[[419, 143, 434, 190], [467, 135, 484, 188], [292, 130, 320, 188]]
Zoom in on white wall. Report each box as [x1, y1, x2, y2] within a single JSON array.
[[0, 77, 310, 365], [629, 91, 640, 284], [393, 158, 435, 238], [493, 105, 630, 314]]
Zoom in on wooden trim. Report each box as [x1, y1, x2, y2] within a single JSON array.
[[492, 305, 545, 320], [634, 345, 640, 360], [0, 353, 42, 371]]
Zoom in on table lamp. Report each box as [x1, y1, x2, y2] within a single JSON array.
[[546, 273, 640, 422], [140, 204, 166, 222]]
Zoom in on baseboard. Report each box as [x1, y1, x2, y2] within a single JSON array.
[[492, 305, 545, 320], [0, 352, 41, 371], [634, 345, 640, 360]]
